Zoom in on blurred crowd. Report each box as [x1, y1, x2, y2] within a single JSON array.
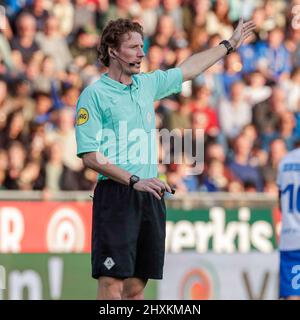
[[0, 0, 299, 195]]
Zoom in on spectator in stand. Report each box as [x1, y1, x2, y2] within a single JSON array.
[[69, 27, 98, 66], [103, 0, 140, 24], [19, 0, 49, 32], [46, 106, 81, 172], [144, 45, 164, 71], [252, 86, 287, 139], [137, 0, 159, 38], [0, 149, 8, 189], [166, 97, 191, 133], [244, 71, 272, 106], [0, 80, 13, 133], [36, 15, 73, 72], [261, 138, 287, 187], [221, 51, 243, 97], [219, 81, 252, 140], [73, 0, 97, 35], [60, 85, 81, 110], [11, 78, 35, 124], [205, 142, 226, 164], [32, 55, 58, 94], [200, 158, 233, 192], [0, 110, 29, 149], [183, 0, 211, 33], [33, 91, 53, 124], [206, 0, 233, 39], [250, 6, 267, 42], [150, 14, 176, 49], [10, 13, 41, 65], [262, 0, 286, 31], [190, 85, 219, 139], [277, 112, 300, 151], [51, 0, 74, 37], [281, 67, 300, 113], [17, 159, 45, 190], [256, 27, 292, 83], [45, 140, 81, 191], [159, 0, 183, 31], [166, 162, 199, 195], [4, 141, 27, 190], [228, 134, 263, 191], [188, 26, 209, 54]]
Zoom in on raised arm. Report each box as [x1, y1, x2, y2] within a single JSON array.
[[178, 19, 256, 82]]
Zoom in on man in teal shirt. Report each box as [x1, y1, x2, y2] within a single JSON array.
[[75, 18, 255, 300]]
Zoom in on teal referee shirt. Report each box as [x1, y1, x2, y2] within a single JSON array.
[[75, 67, 183, 181]]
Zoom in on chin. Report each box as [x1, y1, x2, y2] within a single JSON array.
[[131, 68, 141, 74]]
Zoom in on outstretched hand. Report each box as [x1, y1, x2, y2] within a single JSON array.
[[229, 18, 256, 49]]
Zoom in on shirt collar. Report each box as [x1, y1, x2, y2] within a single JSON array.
[[101, 73, 139, 91]]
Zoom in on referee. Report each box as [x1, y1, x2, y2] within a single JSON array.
[[75, 18, 255, 300]]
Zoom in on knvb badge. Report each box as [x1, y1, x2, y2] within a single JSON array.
[[0, 265, 6, 290]]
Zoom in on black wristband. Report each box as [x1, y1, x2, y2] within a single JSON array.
[[219, 40, 234, 55], [129, 175, 140, 188]]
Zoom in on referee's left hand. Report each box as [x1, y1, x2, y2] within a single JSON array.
[[133, 178, 172, 200], [228, 18, 256, 49]]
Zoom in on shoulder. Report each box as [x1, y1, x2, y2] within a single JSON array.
[[78, 80, 102, 100], [136, 70, 157, 80], [278, 149, 300, 169]]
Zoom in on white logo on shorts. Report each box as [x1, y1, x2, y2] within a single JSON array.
[[104, 257, 115, 270]]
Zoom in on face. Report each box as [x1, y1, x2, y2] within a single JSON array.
[[235, 135, 252, 155], [157, 15, 175, 36], [270, 139, 286, 161], [268, 29, 284, 48], [45, 17, 59, 35], [115, 32, 145, 74], [18, 16, 36, 37], [230, 82, 244, 100], [148, 45, 163, 65]]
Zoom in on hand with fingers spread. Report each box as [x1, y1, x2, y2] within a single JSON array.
[[133, 177, 173, 200], [228, 18, 256, 50]]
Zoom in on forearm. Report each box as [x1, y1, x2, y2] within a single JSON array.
[[178, 44, 227, 82], [82, 152, 131, 185]]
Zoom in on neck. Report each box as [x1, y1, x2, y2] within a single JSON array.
[[235, 154, 248, 165], [108, 66, 133, 85]]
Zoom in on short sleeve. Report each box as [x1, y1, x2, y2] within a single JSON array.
[[75, 87, 102, 158], [141, 67, 183, 101]]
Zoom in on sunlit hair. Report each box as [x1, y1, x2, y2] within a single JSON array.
[[98, 19, 143, 67]]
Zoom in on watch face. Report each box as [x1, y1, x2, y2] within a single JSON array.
[[131, 175, 139, 183], [130, 175, 140, 184]]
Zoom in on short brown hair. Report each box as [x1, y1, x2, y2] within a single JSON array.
[[98, 19, 144, 67]]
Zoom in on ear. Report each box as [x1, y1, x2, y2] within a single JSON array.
[[109, 49, 116, 58]]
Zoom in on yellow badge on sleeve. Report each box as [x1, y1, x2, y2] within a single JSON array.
[[76, 108, 89, 125]]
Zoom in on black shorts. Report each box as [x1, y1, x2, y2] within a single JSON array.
[[91, 179, 166, 280]]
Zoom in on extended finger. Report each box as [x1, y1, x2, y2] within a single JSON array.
[[243, 24, 255, 35], [243, 20, 255, 27], [244, 31, 255, 40], [163, 181, 172, 193], [144, 186, 161, 200], [148, 182, 163, 194], [152, 178, 167, 191]]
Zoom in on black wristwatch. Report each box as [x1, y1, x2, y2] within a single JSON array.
[[219, 40, 234, 55], [129, 175, 140, 188]]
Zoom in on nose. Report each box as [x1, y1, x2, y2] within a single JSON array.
[[138, 47, 145, 58]]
